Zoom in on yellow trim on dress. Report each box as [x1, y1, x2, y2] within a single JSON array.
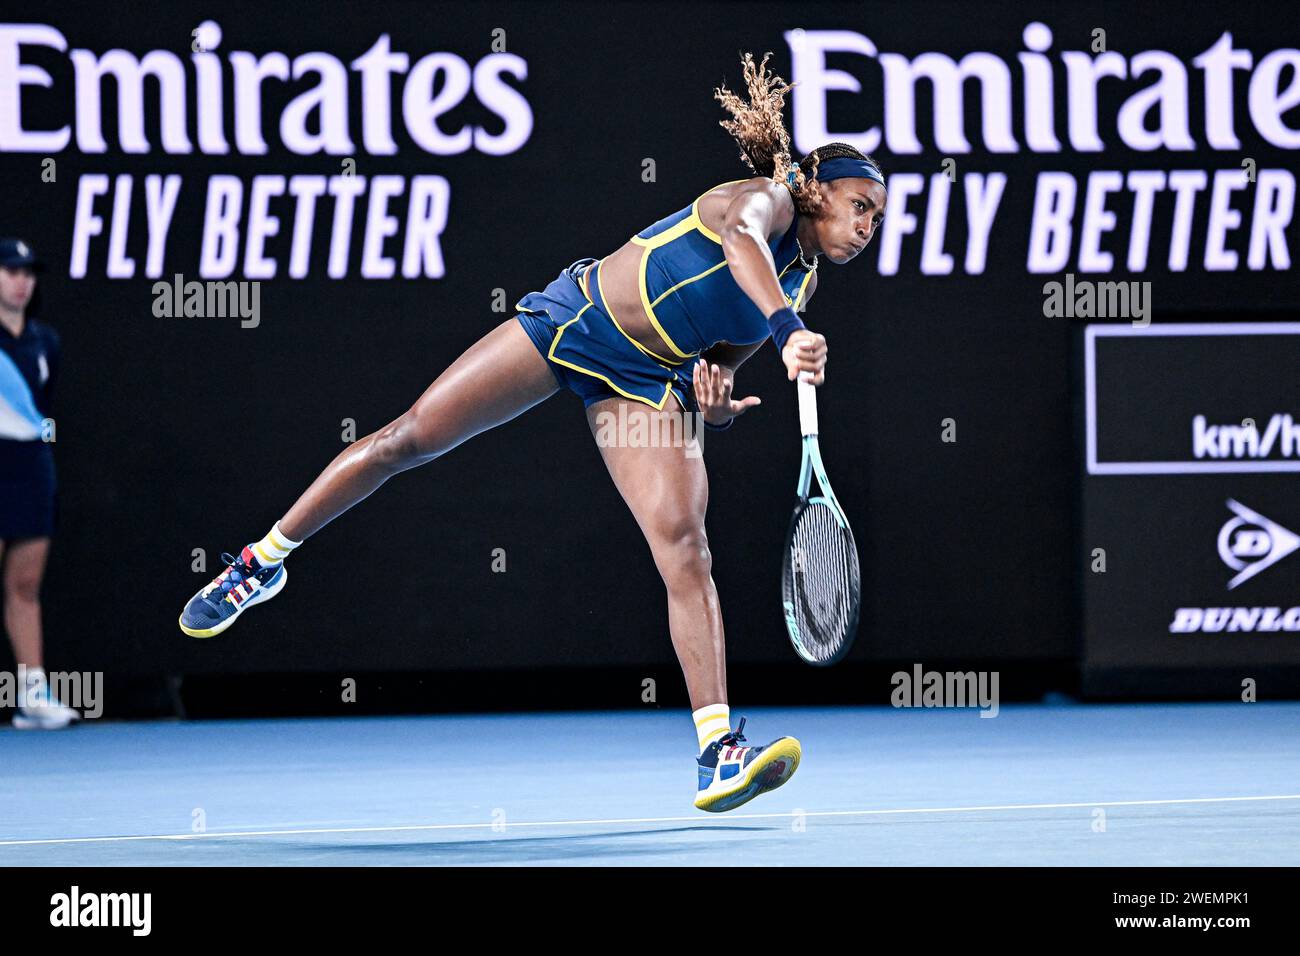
[[546, 306, 677, 410], [635, 215, 711, 359], [626, 179, 754, 359], [691, 178, 750, 244], [792, 268, 815, 311], [590, 259, 688, 367], [528, 178, 787, 408], [650, 259, 730, 309]]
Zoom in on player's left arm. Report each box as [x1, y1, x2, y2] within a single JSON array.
[[693, 270, 821, 426]]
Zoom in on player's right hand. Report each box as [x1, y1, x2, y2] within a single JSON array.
[[782, 330, 827, 384]]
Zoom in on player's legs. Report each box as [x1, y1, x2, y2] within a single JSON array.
[[180, 318, 560, 637], [279, 317, 560, 541], [2, 536, 49, 669], [585, 396, 725, 710]]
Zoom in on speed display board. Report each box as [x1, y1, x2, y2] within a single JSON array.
[[1081, 322, 1300, 695]]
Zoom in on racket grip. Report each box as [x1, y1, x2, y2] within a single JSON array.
[[797, 371, 818, 436]]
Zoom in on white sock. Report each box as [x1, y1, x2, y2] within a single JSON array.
[[693, 703, 731, 754], [250, 521, 302, 566]]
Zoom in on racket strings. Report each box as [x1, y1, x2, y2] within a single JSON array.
[[788, 502, 858, 661]]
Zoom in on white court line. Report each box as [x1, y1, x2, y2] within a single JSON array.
[[2, 794, 1299, 848]]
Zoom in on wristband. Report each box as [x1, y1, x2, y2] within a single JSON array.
[[766, 305, 806, 354]]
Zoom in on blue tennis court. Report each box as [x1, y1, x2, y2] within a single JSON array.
[[2, 700, 1297, 866]]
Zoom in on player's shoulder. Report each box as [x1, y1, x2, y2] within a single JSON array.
[[707, 175, 794, 207], [698, 176, 796, 235]]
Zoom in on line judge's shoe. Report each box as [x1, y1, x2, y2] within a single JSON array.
[[694, 716, 801, 812], [179, 545, 286, 638], [12, 684, 81, 730]]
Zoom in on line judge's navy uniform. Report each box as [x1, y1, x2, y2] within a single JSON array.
[[0, 317, 60, 539], [514, 179, 815, 413]]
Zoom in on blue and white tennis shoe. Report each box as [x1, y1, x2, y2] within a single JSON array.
[[694, 717, 801, 812], [179, 545, 286, 638]]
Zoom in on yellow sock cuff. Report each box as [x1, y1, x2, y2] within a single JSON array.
[[693, 703, 731, 753], [251, 521, 302, 566]]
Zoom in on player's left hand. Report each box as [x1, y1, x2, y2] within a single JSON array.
[[693, 360, 761, 427]]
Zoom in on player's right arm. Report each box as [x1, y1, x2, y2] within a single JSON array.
[[716, 181, 827, 384], [717, 179, 796, 318]]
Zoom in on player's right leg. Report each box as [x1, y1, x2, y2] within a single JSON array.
[[179, 317, 561, 637], [585, 394, 800, 812]]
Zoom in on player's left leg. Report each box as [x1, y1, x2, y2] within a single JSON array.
[[3, 537, 78, 729], [585, 395, 800, 812]]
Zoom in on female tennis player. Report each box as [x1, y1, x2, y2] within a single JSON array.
[[180, 53, 887, 812]]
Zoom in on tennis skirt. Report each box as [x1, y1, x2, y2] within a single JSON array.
[[515, 258, 702, 413], [0, 440, 56, 540]]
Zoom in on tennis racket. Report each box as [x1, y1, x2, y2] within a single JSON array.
[[781, 371, 861, 665]]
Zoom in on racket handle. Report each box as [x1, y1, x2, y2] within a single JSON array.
[[797, 371, 818, 436]]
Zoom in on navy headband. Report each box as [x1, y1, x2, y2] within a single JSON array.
[[787, 156, 886, 189]]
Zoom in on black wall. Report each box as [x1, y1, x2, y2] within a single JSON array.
[[1, 1, 1295, 683]]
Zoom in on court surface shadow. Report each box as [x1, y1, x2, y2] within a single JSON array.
[[222, 824, 780, 864]]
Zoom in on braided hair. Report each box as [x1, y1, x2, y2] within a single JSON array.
[[714, 52, 884, 216]]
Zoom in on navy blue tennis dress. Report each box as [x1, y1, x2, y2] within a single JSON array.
[[0, 317, 59, 539], [515, 179, 815, 413]]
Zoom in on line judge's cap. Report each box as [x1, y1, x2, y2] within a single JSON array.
[[0, 238, 44, 271]]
